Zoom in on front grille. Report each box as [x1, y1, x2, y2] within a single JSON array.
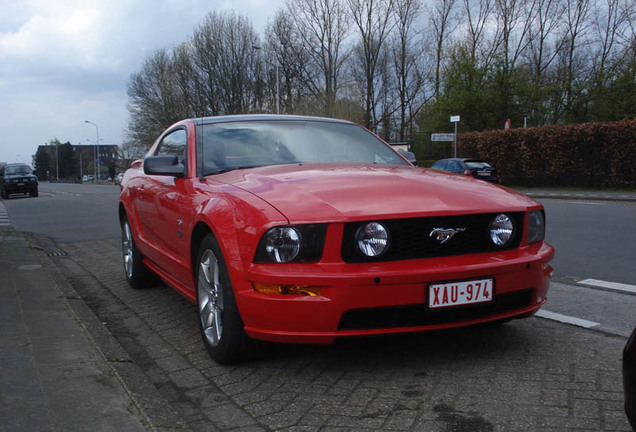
[[338, 289, 533, 330], [341, 213, 524, 263]]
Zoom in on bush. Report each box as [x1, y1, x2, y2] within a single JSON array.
[[458, 119, 636, 188]]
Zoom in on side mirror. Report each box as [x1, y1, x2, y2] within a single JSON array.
[[144, 155, 185, 177]]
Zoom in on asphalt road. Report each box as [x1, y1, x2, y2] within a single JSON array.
[[3, 182, 120, 242], [2, 181, 634, 431], [542, 198, 636, 286]]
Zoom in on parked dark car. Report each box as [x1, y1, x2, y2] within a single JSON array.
[[430, 158, 499, 183], [625, 325, 636, 430], [0, 163, 38, 199]]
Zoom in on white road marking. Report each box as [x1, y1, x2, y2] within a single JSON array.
[[578, 279, 636, 295], [535, 310, 600, 329], [568, 201, 606, 205]]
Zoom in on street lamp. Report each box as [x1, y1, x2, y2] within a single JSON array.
[[252, 45, 280, 114], [84, 120, 99, 181]]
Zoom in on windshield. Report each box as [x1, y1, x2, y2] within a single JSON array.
[[199, 120, 408, 175], [5, 165, 32, 175]]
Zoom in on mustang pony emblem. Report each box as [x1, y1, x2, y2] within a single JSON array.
[[429, 227, 467, 244]]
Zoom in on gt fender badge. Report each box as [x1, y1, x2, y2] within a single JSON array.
[[429, 227, 466, 244]]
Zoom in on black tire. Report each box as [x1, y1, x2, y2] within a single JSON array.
[[121, 216, 158, 288], [195, 233, 265, 364]]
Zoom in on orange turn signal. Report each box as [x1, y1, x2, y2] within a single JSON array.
[[253, 283, 322, 297]]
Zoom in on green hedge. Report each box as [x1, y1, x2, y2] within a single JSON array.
[[458, 119, 636, 188]]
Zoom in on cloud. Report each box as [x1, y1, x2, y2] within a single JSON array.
[[0, 0, 282, 164]]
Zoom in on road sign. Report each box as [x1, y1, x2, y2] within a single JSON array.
[[431, 133, 455, 142], [450, 115, 460, 122]]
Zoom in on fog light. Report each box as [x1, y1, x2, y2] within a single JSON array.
[[253, 282, 322, 296]]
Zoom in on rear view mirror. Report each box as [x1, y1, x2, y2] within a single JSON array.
[[144, 155, 185, 178]]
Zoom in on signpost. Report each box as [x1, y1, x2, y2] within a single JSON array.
[[450, 115, 460, 157]]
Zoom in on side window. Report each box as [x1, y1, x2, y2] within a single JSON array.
[[447, 161, 462, 172], [157, 129, 187, 162], [430, 161, 446, 170]]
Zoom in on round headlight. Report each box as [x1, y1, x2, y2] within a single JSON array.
[[489, 214, 514, 246], [356, 222, 389, 257], [264, 227, 301, 263]]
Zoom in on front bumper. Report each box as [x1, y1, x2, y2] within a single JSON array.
[[4, 183, 37, 194], [236, 242, 554, 344]]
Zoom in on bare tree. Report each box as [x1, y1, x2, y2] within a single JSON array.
[[392, 0, 427, 140], [461, 0, 496, 64], [527, 0, 566, 83], [494, 0, 536, 73], [285, 0, 351, 116], [347, 0, 395, 130], [264, 10, 313, 114], [428, 0, 458, 100], [192, 11, 261, 116], [126, 49, 190, 146], [590, 0, 634, 88]]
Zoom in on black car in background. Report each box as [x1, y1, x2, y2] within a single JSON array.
[[430, 158, 499, 183], [625, 326, 636, 430], [0, 163, 38, 199]]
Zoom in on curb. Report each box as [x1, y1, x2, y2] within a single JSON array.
[[28, 233, 192, 432]]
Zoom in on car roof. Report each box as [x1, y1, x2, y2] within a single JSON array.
[[438, 158, 486, 163], [192, 114, 355, 126]]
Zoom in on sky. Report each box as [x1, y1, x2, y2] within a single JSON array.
[[0, 0, 283, 165]]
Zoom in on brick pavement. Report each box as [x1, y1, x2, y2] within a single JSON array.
[[31, 234, 631, 432]]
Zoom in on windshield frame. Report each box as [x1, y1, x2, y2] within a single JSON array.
[[196, 119, 409, 177]]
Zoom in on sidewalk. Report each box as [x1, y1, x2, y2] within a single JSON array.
[[515, 188, 636, 202], [0, 231, 149, 432]]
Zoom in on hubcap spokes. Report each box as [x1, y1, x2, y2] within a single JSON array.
[[122, 222, 134, 278], [198, 250, 224, 346]]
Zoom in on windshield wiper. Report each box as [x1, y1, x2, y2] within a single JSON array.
[[203, 165, 262, 176]]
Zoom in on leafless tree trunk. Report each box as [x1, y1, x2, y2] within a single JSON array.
[[347, 0, 395, 130], [126, 49, 190, 146], [462, 0, 496, 64], [494, 0, 535, 73], [192, 11, 260, 116], [559, 0, 591, 120], [285, 0, 351, 116], [428, 0, 458, 100], [392, 0, 426, 140]]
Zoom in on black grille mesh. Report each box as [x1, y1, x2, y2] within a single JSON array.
[[338, 290, 533, 330], [341, 212, 524, 263]]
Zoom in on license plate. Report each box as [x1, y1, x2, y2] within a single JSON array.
[[17, 182, 24, 186], [477, 171, 491, 176], [428, 278, 494, 309]]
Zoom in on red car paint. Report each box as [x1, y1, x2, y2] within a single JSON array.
[[120, 115, 554, 346]]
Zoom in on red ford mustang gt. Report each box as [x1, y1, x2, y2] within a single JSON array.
[[119, 115, 554, 364]]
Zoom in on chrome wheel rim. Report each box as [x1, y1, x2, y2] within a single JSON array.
[[122, 222, 134, 279], [198, 250, 224, 347]]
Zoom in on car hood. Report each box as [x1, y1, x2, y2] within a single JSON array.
[[212, 164, 540, 223]]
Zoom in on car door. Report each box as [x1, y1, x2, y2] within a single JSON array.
[[142, 128, 194, 285]]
